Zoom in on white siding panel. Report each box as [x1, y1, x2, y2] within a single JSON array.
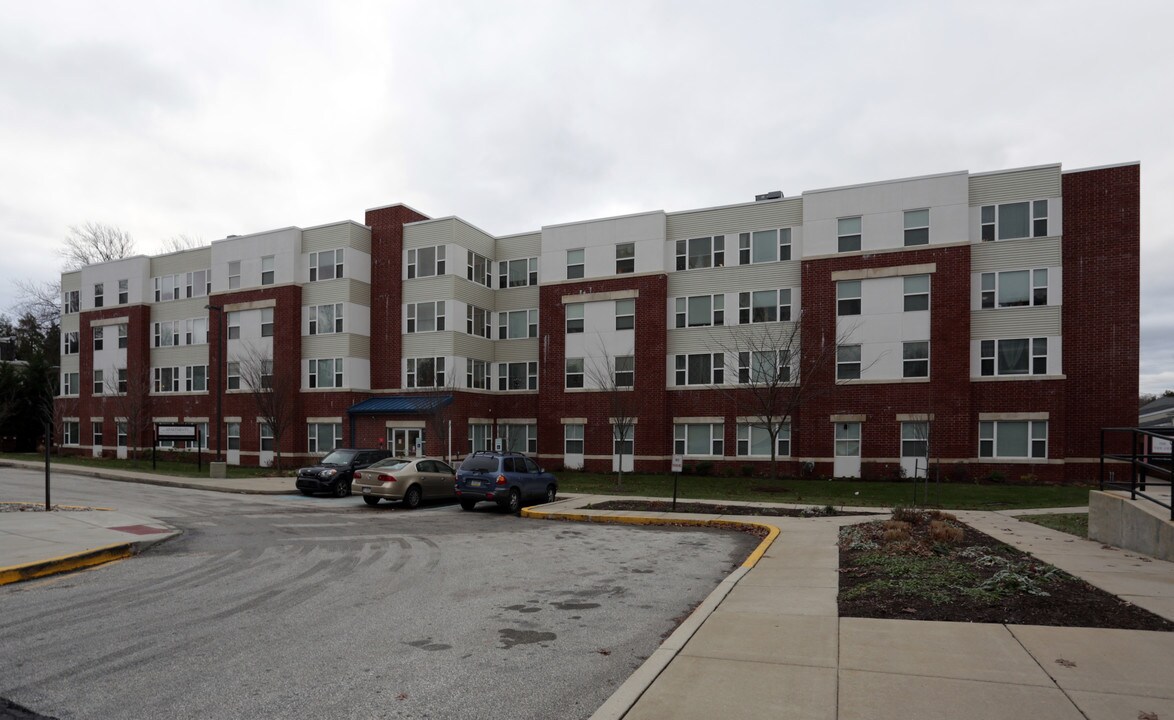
[[494, 339, 539, 363], [667, 198, 803, 239], [971, 237, 1062, 272], [969, 166, 1061, 206], [971, 306, 1061, 337], [669, 261, 801, 296]]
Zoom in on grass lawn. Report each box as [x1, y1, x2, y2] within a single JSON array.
[[0, 452, 289, 479], [558, 472, 1092, 511], [1019, 512, 1089, 538]]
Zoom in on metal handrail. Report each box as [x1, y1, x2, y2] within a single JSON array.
[[1100, 427, 1174, 520]]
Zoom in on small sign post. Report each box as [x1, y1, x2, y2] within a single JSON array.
[[670, 454, 684, 512], [154, 424, 199, 471]]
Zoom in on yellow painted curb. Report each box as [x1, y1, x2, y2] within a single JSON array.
[[520, 508, 780, 569], [0, 542, 134, 586]]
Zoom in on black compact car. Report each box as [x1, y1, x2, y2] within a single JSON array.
[[454, 451, 558, 513], [295, 448, 394, 497]]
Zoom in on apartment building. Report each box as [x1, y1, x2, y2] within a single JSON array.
[[55, 162, 1139, 482]]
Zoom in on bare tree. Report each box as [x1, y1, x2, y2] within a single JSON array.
[[584, 344, 639, 489], [419, 367, 460, 464], [158, 234, 207, 254], [13, 278, 62, 335], [236, 343, 296, 471], [105, 364, 153, 460], [61, 222, 136, 270]]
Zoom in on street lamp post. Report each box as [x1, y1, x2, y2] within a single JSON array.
[[204, 304, 225, 463]]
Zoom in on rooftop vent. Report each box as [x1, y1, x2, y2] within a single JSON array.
[[755, 191, 784, 202]]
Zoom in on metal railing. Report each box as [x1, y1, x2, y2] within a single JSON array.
[[1100, 427, 1174, 520]]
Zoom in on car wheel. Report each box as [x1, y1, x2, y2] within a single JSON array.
[[460, 499, 478, 512], [506, 488, 522, 514], [544, 485, 556, 504], [362, 496, 380, 507], [403, 485, 422, 509], [333, 479, 350, 498]]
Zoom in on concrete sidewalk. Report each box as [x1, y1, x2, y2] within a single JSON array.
[[0, 458, 296, 494], [524, 495, 1174, 720]]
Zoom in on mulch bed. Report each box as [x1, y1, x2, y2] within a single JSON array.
[[585, 500, 874, 517], [0, 503, 95, 512], [839, 510, 1173, 631]]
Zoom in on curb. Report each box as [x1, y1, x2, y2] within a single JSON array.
[[0, 542, 136, 586], [0, 461, 295, 495]]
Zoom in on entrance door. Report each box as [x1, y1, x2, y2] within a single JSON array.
[[389, 428, 424, 457], [834, 422, 861, 478]]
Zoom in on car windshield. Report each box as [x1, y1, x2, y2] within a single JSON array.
[[460, 457, 498, 472], [369, 459, 410, 471], [320, 450, 357, 465]]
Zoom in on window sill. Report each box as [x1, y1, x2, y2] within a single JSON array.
[[971, 375, 1066, 382]]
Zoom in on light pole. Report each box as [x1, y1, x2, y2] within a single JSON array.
[[204, 304, 225, 463]]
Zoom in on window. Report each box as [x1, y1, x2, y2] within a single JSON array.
[[185, 270, 209, 299], [228, 260, 241, 290], [904, 275, 929, 312], [407, 301, 445, 333], [739, 289, 791, 323], [309, 303, 344, 335], [838, 217, 862, 252], [260, 308, 274, 338], [118, 279, 128, 304], [837, 345, 862, 380], [62, 372, 80, 396], [979, 420, 1047, 459], [261, 256, 275, 285], [674, 353, 723, 386], [613, 427, 633, 458], [63, 290, 79, 314], [565, 303, 584, 334], [185, 365, 208, 392], [154, 366, 180, 393], [980, 269, 1048, 309], [406, 357, 444, 388], [500, 424, 538, 454], [675, 236, 724, 270], [116, 421, 128, 448], [153, 274, 180, 302], [901, 422, 928, 458], [499, 309, 538, 339], [227, 361, 241, 390], [227, 312, 240, 340], [737, 423, 790, 457], [467, 359, 490, 389], [564, 424, 584, 455], [309, 358, 344, 388], [904, 210, 929, 246], [739, 351, 789, 384], [837, 281, 861, 316], [117, 324, 128, 349], [466, 305, 491, 338], [63, 331, 79, 355], [739, 228, 792, 264], [835, 422, 861, 456], [675, 424, 724, 456], [117, 368, 127, 394], [63, 421, 80, 446], [93, 283, 104, 308], [467, 251, 492, 287], [499, 361, 538, 391], [185, 318, 208, 345], [674, 295, 724, 328], [980, 338, 1048, 376], [500, 257, 538, 288], [469, 423, 493, 453], [93, 370, 104, 395], [565, 358, 584, 389], [93, 421, 104, 448], [195, 422, 209, 450], [566, 249, 584, 280], [407, 246, 444, 279], [615, 243, 635, 274], [981, 200, 1049, 241], [153, 321, 179, 347], [615, 356, 634, 387], [310, 249, 344, 281], [226, 422, 240, 451], [93, 327, 104, 351], [258, 360, 274, 389], [308, 423, 342, 454], [615, 299, 635, 330], [903, 341, 929, 378]]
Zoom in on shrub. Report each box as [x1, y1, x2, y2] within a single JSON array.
[[929, 520, 964, 543], [741, 464, 755, 477], [694, 461, 714, 477]]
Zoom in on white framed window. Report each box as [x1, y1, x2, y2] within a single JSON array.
[[117, 324, 128, 349], [904, 209, 930, 246], [116, 368, 127, 394], [498, 309, 538, 339], [258, 360, 274, 389], [93, 283, 104, 308], [63, 290, 80, 314], [259, 423, 274, 452], [565, 303, 584, 334], [226, 422, 240, 451], [227, 312, 241, 340], [153, 321, 179, 348], [739, 228, 791, 264], [674, 353, 723, 386], [63, 331, 79, 355], [406, 357, 445, 388], [309, 303, 344, 335], [309, 358, 344, 388], [407, 301, 445, 333], [612, 425, 633, 458], [310, 249, 344, 281], [467, 250, 492, 287], [615, 356, 634, 387], [153, 366, 181, 393], [564, 424, 584, 455], [739, 289, 791, 323], [185, 270, 210, 299], [116, 421, 128, 447], [185, 365, 208, 392], [407, 246, 444, 279], [92, 370, 104, 395], [738, 351, 789, 384], [228, 260, 241, 290], [615, 299, 635, 330], [980, 269, 1048, 309], [466, 305, 491, 338], [674, 294, 724, 328], [467, 359, 490, 389], [227, 361, 241, 390], [153, 274, 180, 302], [835, 422, 861, 456], [469, 423, 493, 453], [185, 318, 208, 345], [260, 308, 274, 338], [63, 421, 80, 446], [500, 257, 538, 288], [980, 338, 1048, 376], [903, 341, 929, 378], [118, 279, 129, 304], [565, 358, 584, 389], [260, 256, 275, 285], [615, 243, 635, 274], [93, 326, 104, 351], [499, 361, 538, 391], [500, 424, 537, 454], [979, 420, 1047, 459], [195, 422, 209, 450], [93, 421, 104, 448], [566, 249, 584, 280], [837, 281, 861, 316], [674, 423, 724, 456], [904, 275, 930, 312], [981, 200, 1049, 241], [308, 423, 342, 454], [901, 422, 928, 458], [675, 236, 725, 270], [838, 217, 862, 252], [737, 423, 790, 457], [837, 345, 862, 380]]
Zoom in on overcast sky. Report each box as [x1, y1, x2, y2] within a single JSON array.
[[2, 1, 1171, 392]]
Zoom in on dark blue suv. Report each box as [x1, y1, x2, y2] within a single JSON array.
[[455, 451, 558, 513]]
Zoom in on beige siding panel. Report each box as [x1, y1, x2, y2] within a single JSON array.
[[349, 224, 372, 254], [405, 219, 455, 250], [303, 222, 370, 254], [60, 356, 79, 373], [402, 275, 459, 303], [494, 286, 540, 312], [150, 247, 212, 277], [302, 333, 370, 359], [666, 323, 799, 355], [968, 166, 1061, 206], [667, 198, 803, 239], [451, 280, 496, 310], [62, 271, 81, 292], [971, 306, 1061, 337], [453, 220, 497, 257], [150, 298, 211, 323], [453, 333, 495, 360], [402, 332, 456, 357], [494, 338, 539, 363], [61, 314, 80, 334], [302, 279, 371, 306], [970, 237, 1061, 272], [669, 261, 801, 296], [151, 345, 209, 367], [497, 232, 542, 260]]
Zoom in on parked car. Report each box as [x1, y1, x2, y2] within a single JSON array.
[[454, 451, 557, 513], [352, 457, 457, 508], [295, 449, 394, 497]]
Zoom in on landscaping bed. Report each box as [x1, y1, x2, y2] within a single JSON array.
[[585, 499, 875, 517], [839, 509, 1172, 631]]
